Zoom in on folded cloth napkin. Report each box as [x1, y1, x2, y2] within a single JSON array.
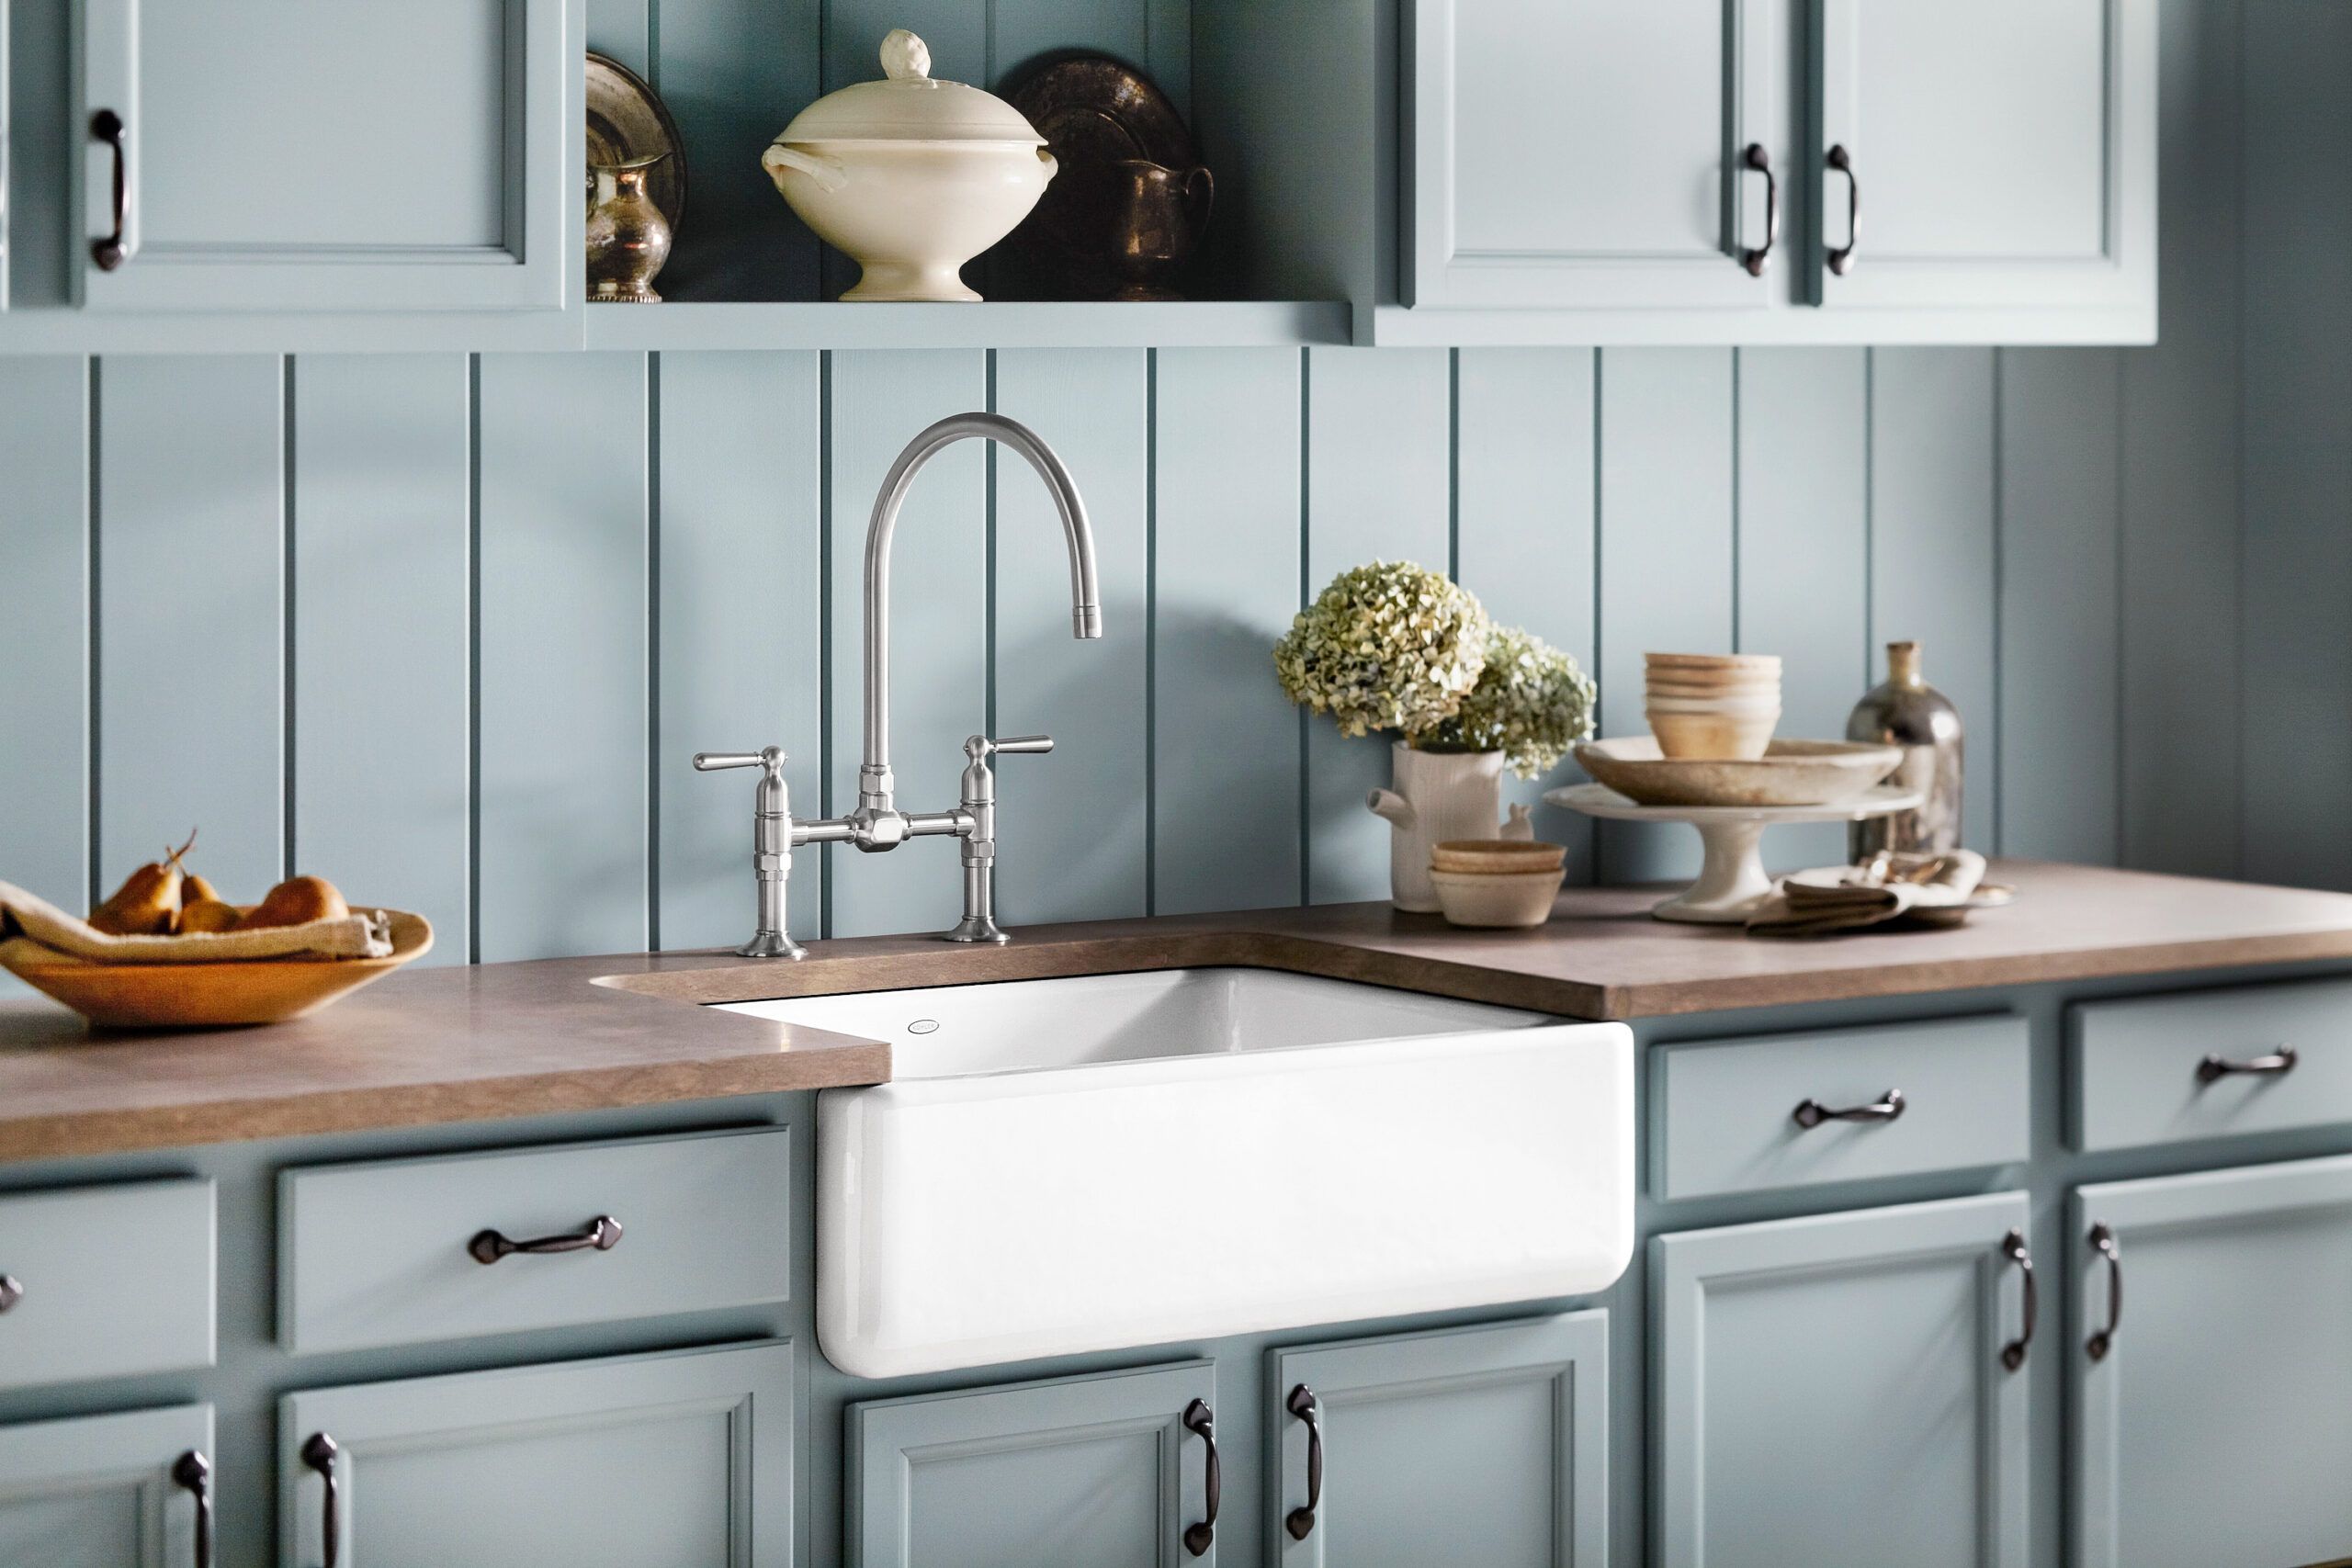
[[1745, 850, 1989, 938], [0, 879, 392, 964]]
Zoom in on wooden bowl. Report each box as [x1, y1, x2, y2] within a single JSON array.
[[1, 910, 434, 1029], [1575, 737, 1902, 807], [1430, 840, 1568, 874]]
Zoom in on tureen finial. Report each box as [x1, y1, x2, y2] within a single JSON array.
[[880, 29, 931, 81]]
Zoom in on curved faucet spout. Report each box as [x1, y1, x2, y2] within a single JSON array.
[[860, 412, 1102, 818]]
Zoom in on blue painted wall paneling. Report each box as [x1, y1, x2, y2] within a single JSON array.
[[0, 356, 89, 916]]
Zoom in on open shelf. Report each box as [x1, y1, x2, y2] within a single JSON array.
[[582, 299, 1351, 352]]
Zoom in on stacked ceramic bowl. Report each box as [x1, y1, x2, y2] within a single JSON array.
[[1427, 840, 1566, 928], [1645, 653, 1781, 760]]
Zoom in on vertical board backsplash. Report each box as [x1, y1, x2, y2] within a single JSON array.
[[2, 0, 2313, 968]]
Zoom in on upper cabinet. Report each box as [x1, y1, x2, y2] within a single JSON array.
[[1350, 0, 2157, 344]]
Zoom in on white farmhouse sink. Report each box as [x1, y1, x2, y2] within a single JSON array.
[[714, 967, 1633, 1378]]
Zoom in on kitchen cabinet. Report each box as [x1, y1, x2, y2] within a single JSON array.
[[71, 0, 574, 318], [0, 1404, 213, 1568], [1651, 1191, 2031, 1568], [1404, 0, 1778, 313], [1267, 1313, 1608, 1567], [1807, 0, 2155, 321], [2072, 1154, 2352, 1568], [278, 1340, 793, 1568], [847, 1359, 1219, 1567]]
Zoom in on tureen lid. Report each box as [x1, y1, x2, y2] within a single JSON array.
[[777, 30, 1046, 144]]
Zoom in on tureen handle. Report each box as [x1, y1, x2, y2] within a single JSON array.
[[880, 28, 931, 81], [761, 143, 849, 194]]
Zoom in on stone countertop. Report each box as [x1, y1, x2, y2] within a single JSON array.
[[7, 859, 2352, 1162]]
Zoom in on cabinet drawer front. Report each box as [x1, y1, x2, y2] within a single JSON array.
[[278, 1125, 790, 1354], [1651, 1015, 2028, 1199], [0, 1179, 214, 1392], [280, 1341, 792, 1568], [2072, 977, 2352, 1151], [0, 1403, 214, 1567]]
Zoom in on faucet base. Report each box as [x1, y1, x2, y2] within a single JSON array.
[[737, 931, 809, 960], [943, 914, 1011, 945]]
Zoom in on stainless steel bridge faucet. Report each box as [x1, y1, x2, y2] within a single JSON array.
[[694, 412, 1102, 958]]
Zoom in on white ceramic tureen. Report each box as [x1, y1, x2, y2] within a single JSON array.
[[762, 29, 1057, 302]]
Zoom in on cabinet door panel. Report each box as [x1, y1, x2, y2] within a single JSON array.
[[1269, 1313, 1606, 1568], [1652, 1191, 2030, 1568], [1812, 0, 2154, 315], [77, 0, 573, 312], [2074, 1155, 2352, 1568], [0, 1404, 211, 1568], [279, 1341, 792, 1568], [849, 1360, 1216, 1568], [1410, 0, 1778, 310]]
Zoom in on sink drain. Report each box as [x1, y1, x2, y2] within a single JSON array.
[[907, 1019, 940, 1035]]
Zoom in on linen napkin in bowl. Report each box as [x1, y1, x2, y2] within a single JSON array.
[[0, 879, 392, 965], [1744, 850, 1989, 937]]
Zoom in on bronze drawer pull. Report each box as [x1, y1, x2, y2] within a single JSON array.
[[2086, 1222, 2124, 1361], [2197, 1045, 2297, 1083], [1999, 1229, 2036, 1371], [1181, 1398, 1218, 1556], [1826, 144, 1860, 275], [89, 110, 130, 270], [301, 1432, 340, 1568], [172, 1450, 212, 1568], [467, 1214, 623, 1265], [1285, 1382, 1324, 1540], [0, 1274, 22, 1314], [1739, 143, 1780, 276], [1792, 1089, 1905, 1129]]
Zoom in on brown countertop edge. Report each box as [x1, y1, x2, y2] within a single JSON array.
[[7, 859, 2352, 1162]]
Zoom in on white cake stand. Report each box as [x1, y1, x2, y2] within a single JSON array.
[[1544, 783, 1928, 924]]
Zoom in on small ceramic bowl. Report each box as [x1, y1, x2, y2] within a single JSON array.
[[1430, 839, 1567, 874], [1645, 651, 1781, 673], [1430, 867, 1566, 928], [1646, 706, 1780, 761], [1645, 671, 1781, 694]]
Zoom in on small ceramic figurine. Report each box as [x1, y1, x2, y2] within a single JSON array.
[[585, 153, 673, 303]]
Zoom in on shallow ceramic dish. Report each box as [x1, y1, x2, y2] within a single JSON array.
[[2, 910, 434, 1029], [1576, 737, 1902, 807], [587, 52, 686, 227], [1430, 867, 1565, 929]]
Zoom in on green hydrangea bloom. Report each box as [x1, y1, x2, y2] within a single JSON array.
[[1273, 560, 1489, 739], [1419, 624, 1598, 778]]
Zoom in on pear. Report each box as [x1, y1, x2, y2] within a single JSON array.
[[175, 899, 243, 934], [183, 873, 224, 908], [89, 829, 197, 936], [237, 875, 349, 931]]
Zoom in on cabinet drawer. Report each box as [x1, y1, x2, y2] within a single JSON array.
[[278, 1125, 791, 1354], [2071, 976, 2352, 1151], [0, 1179, 214, 1392], [1650, 1015, 2028, 1199]]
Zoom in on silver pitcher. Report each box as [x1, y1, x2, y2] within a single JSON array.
[[1847, 639, 1963, 859]]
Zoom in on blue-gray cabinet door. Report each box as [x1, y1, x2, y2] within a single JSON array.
[[279, 1340, 793, 1567], [1808, 0, 2155, 323], [1267, 1312, 1607, 1567], [2073, 1153, 2352, 1568], [847, 1359, 1218, 1567], [1652, 1190, 2031, 1568], [75, 0, 575, 314], [1406, 0, 1780, 311], [0, 1404, 213, 1568]]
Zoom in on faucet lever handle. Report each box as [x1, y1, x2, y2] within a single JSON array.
[[695, 747, 788, 778], [969, 734, 1054, 760]]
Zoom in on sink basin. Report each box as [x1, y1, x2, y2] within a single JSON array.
[[715, 966, 1634, 1377]]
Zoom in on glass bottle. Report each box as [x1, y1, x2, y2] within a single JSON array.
[[1847, 639, 1963, 859]]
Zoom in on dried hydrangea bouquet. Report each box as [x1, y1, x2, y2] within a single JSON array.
[[1274, 561, 1596, 910]]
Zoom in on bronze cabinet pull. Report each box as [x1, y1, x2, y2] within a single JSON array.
[[89, 110, 130, 270], [301, 1432, 340, 1568], [1826, 144, 1860, 275], [1181, 1397, 1218, 1557], [172, 1450, 212, 1568], [2197, 1045, 2297, 1084], [0, 1274, 22, 1313], [1999, 1229, 2036, 1371], [1739, 143, 1780, 276], [467, 1213, 622, 1265], [1284, 1383, 1324, 1541], [2086, 1222, 2124, 1361], [1792, 1089, 1905, 1129]]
